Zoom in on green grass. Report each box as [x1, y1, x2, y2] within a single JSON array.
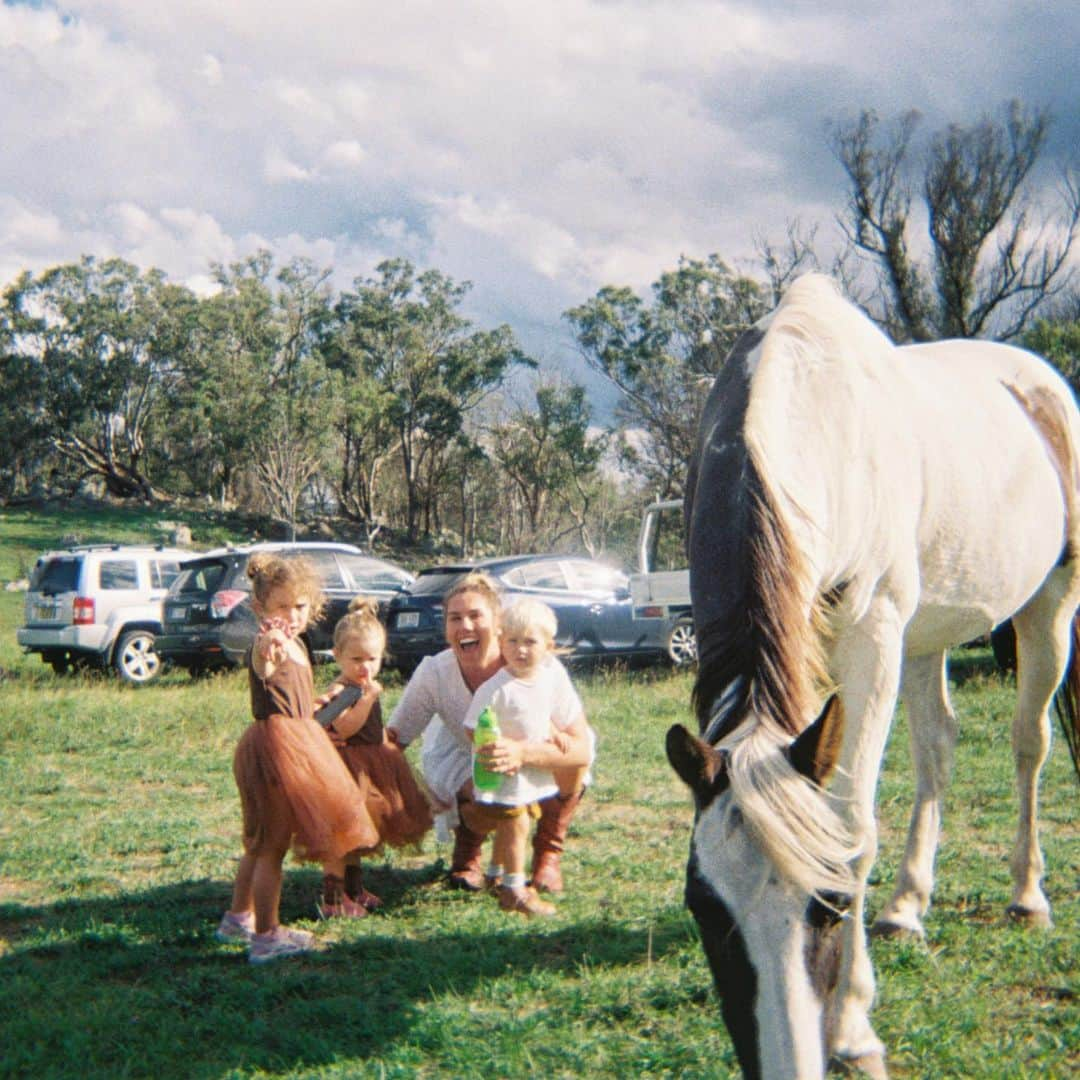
[[0, 508, 1077, 1078]]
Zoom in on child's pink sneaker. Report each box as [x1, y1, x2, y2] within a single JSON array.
[[215, 910, 255, 942], [248, 925, 315, 964]]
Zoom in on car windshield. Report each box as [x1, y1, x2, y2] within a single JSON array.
[[171, 561, 228, 595], [409, 568, 470, 596], [339, 553, 412, 591], [31, 557, 80, 592]]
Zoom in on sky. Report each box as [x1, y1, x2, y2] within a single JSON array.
[[1, 0, 1077, 405]]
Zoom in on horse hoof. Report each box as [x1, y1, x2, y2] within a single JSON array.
[[829, 1051, 889, 1079], [1005, 904, 1053, 929], [869, 919, 923, 941]]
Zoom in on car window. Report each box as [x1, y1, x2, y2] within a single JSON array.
[[289, 549, 347, 589], [173, 561, 229, 595], [410, 569, 469, 596], [508, 561, 569, 591], [152, 560, 183, 589], [339, 553, 412, 591], [565, 559, 628, 594], [98, 560, 139, 590], [31, 557, 80, 592]]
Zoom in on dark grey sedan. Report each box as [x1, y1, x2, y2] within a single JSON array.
[[385, 553, 675, 673]]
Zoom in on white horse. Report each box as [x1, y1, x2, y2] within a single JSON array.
[[667, 273, 1080, 1079]]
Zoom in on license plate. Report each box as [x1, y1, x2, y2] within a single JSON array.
[[396, 611, 419, 629], [34, 602, 58, 620], [166, 604, 188, 622]]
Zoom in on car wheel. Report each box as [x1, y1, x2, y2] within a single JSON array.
[[666, 617, 698, 667], [45, 651, 70, 675], [114, 630, 162, 685]]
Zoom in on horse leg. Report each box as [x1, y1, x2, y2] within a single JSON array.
[[825, 604, 909, 1077], [1006, 574, 1077, 927], [871, 652, 956, 939]]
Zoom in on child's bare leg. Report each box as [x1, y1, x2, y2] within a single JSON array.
[[494, 814, 529, 878], [252, 851, 285, 934], [229, 852, 256, 915], [498, 811, 555, 917]]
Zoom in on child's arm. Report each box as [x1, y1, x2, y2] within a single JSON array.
[[328, 679, 382, 741], [548, 721, 571, 754], [252, 616, 291, 679]]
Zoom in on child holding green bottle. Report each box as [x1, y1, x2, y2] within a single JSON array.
[[463, 598, 582, 917]]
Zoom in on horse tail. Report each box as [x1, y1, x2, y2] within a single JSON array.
[[1004, 380, 1080, 783], [1053, 613, 1080, 783]]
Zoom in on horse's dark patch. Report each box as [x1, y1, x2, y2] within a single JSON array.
[[688, 319, 823, 744], [804, 893, 850, 1001], [687, 851, 761, 1079], [666, 724, 729, 810], [686, 327, 760, 738]]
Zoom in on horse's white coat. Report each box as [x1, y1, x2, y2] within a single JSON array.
[[690, 274, 1080, 1077]]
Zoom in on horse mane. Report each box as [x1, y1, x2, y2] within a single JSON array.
[[690, 274, 870, 894]]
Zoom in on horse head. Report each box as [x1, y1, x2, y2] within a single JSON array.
[[667, 696, 852, 1079]]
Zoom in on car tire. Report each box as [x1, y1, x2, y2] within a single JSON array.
[[45, 652, 70, 675], [114, 630, 162, 685], [666, 616, 697, 667]]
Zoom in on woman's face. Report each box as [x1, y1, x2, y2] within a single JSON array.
[[255, 585, 311, 638], [444, 588, 500, 671]]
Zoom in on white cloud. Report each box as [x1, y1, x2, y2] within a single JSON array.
[[0, 0, 1074, 390], [263, 149, 313, 184]]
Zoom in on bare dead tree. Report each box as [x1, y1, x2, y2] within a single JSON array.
[[830, 101, 1079, 342], [254, 439, 319, 542]]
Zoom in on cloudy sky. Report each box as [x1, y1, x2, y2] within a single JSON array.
[[1, 1, 1077, 399]]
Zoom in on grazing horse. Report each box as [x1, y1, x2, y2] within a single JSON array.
[[666, 273, 1080, 1079]]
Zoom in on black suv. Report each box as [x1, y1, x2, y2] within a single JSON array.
[[156, 542, 414, 676]]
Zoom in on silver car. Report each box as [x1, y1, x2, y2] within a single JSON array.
[[17, 544, 190, 684]]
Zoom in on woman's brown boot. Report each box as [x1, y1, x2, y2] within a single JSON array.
[[530, 789, 584, 893], [448, 821, 486, 891]]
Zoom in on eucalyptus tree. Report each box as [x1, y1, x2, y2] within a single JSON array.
[[1023, 309, 1080, 395], [0, 292, 49, 499], [165, 252, 335, 530], [564, 254, 768, 500], [327, 258, 531, 542], [487, 381, 607, 554], [4, 256, 198, 500], [831, 100, 1079, 342]]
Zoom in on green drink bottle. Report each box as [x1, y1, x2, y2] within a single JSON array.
[[472, 705, 502, 792]]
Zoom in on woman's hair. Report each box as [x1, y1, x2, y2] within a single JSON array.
[[246, 552, 325, 621], [444, 570, 502, 618], [333, 595, 386, 652], [501, 597, 558, 643]]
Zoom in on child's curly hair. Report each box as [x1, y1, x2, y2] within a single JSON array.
[[333, 595, 386, 652], [246, 552, 325, 621]]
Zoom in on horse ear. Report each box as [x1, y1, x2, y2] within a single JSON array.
[[667, 724, 728, 804], [788, 694, 845, 785]]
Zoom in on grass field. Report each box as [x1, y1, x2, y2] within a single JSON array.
[[0, 507, 1077, 1078]]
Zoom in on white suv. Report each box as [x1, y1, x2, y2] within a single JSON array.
[[18, 544, 190, 684]]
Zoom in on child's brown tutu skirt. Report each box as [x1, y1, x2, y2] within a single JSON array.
[[233, 713, 379, 861], [338, 742, 433, 850]]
